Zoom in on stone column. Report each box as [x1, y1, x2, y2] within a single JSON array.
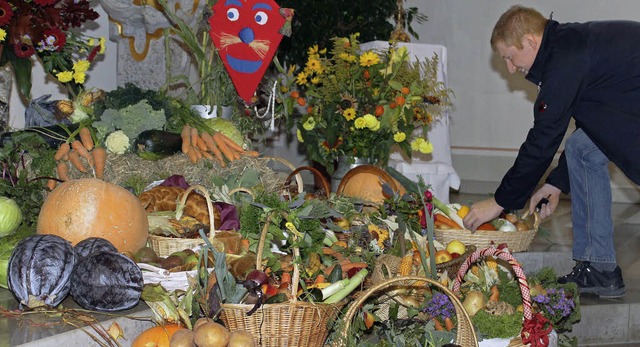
[[0, 65, 11, 133]]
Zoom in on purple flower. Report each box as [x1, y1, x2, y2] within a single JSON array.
[[423, 292, 455, 320]]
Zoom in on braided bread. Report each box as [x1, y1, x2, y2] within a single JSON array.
[[138, 185, 220, 227]]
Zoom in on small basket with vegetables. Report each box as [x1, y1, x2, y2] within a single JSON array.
[[219, 209, 354, 347]]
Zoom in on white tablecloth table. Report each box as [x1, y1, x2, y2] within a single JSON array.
[[360, 41, 460, 203]]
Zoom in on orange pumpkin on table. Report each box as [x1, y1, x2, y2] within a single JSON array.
[[36, 178, 149, 253], [336, 165, 406, 206]]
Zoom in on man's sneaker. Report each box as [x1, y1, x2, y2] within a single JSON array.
[[558, 261, 626, 299]]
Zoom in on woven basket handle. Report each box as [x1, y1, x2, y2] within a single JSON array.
[[284, 165, 331, 198], [255, 211, 300, 302], [335, 164, 399, 196], [176, 184, 218, 235], [452, 247, 533, 321], [337, 276, 478, 347], [264, 156, 304, 195]]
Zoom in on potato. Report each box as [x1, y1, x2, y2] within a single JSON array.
[[169, 329, 195, 347], [228, 330, 256, 347], [194, 322, 230, 347]]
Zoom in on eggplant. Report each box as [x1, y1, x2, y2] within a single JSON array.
[[133, 129, 183, 160]]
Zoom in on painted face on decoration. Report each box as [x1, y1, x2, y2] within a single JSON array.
[[209, 0, 290, 104]]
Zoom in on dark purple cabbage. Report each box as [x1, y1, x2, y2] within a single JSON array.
[[74, 237, 118, 258], [7, 234, 77, 308], [70, 251, 144, 311]]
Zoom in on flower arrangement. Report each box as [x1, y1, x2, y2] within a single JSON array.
[[291, 33, 452, 174], [0, 0, 105, 100]]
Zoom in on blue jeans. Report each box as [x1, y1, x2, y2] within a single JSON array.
[[565, 129, 617, 264]]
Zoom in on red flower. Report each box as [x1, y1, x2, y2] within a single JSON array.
[[87, 44, 100, 62], [60, 0, 99, 28], [41, 27, 66, 51], [0, 0, 13, 27], [13, 43, 35, 58], [423, 189, 433, 202], [34, 0, 59, 6]]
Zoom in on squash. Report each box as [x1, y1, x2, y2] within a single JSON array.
[[336, 165, 406, 205], [132, 324, 187, 347], [36, 178, 149, 253]]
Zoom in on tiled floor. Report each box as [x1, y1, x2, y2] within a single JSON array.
[[450, 192, 640, 346]]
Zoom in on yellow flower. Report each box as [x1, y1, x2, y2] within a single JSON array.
[[369, 120, 380, 131], [297, 129, 304, 143], [339, 52, 356, 62], [99, 37, 106, 54], [0, 29, 6, 42], [419, 140, 433, 154], [307, 44, 319, 56], [73, 60, 90, 73], [303, 117, 316, 130], [411, 138, 424, 151], [296, 71, 308, 85], [319, 47, 327, 54], [343, 108, 356, 121], [88, 38, 95, 46], [73, 71, 86, 84], [394, 132, 406, 142], [311, 76, 321, 85], [306, 58, 323, 74], [362, 114, 379, 130], [56, 71, 73, 83], [368, 224, 389, 248], [359, 51, 380, 67], [354, 117, 367, 129]]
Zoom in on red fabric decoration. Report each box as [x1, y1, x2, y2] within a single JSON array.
[[208, 0, 292, 104], [521, 312, 553, 347]]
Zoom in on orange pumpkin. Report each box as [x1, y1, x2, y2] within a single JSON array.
[[36, 178, 149, 253], [132, 324, 187, 347], [336, 165, 406, 205]]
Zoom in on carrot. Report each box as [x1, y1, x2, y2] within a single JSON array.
[[46, 179, 57, 191], [444, 317, 455, 331], [54, 142, 70, 161], [71, 140, 94, 168], [56, 162, 70, 181], [434, 213, 463, 229], [186, 146, 198, 164], [78, 127, 94, 151], [280, 272, 292, 285], [190, 127, 200, 149], [477, 222, 497, 231], [181, 124, 191, 154], [434, 319, 445, 331], [322, 247, 345, 261], [212, 132, 235, 162], [92, 147, 107, 179], [244, 150, 260, 157], [489, 285, 500, 302], [201, 132, 225, 165], [314, 274, 326, 284], [196, 134, 209, 152], [67, 150, 87, 173], [340, 262, 368, 273], [192, 146, 203, 161], [216, 132, 245, 153], [201, 149, 214, 160]]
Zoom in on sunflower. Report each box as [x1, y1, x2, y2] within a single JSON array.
[[336, 92, 358, 113]]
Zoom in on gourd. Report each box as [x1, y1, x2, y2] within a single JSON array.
[[70, 250, 144, 311], [7, 234, 76, 308], [36, 178, 149, 253], [74, 237, 118, 258], [336, 165, 406, 205], [133, 130, 183, 161], [132, 324, 187, 347]]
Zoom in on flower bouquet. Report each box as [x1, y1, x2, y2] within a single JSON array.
[[0, 0, 105, 100], [290, 33, 451, 174]]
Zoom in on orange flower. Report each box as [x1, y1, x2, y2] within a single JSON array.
[[401, 86, 410, 95], [297, 97, 307, 106], [363, 69, 370, 79], [374, 105, 385, 117], [396, 95, 406, 106], [290, 90, 300, 98], [389, 101, 397, 109]]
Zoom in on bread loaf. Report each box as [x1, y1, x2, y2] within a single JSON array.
[[138, 185, 220, 227]]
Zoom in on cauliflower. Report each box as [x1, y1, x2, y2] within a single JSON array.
[[105, 130, 130, 154]]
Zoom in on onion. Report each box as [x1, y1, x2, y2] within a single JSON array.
[[462, 290, 485, 316], [0, 197, 22, 237]]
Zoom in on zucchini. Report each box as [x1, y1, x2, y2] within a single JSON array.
[[133, 130, 182, 160]]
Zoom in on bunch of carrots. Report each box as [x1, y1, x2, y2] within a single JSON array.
[[180, 124, 258, 167], [434, 213, 496, 231], [49, 126, 106, 190]]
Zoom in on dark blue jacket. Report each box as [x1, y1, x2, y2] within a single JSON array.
[[495, 19, 640, 210]]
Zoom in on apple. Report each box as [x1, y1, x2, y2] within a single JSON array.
[[451, 252, 461, 259], [446, 239, 466, 255], [434, 250, 453, 264]]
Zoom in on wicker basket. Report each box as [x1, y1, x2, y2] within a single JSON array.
[[283, 165, 331, 198], [147, 184, 221, 257], [453, 247, 555, 347], [435, 212, 540, 253], [219, 211, 345, 347], [335, 275, 479, 347]]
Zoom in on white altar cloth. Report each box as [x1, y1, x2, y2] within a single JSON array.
[[360, 41, 460, 203]]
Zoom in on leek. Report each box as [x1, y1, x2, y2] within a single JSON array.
[[323, 269, 368, 304], [432, 197, 466, 229]]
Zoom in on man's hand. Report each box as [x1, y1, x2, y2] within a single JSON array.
[[463, 197, 503, 231], [529, 183, 561, 219]]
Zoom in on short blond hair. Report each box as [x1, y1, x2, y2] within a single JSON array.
[[491, 5, 548, 50]]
